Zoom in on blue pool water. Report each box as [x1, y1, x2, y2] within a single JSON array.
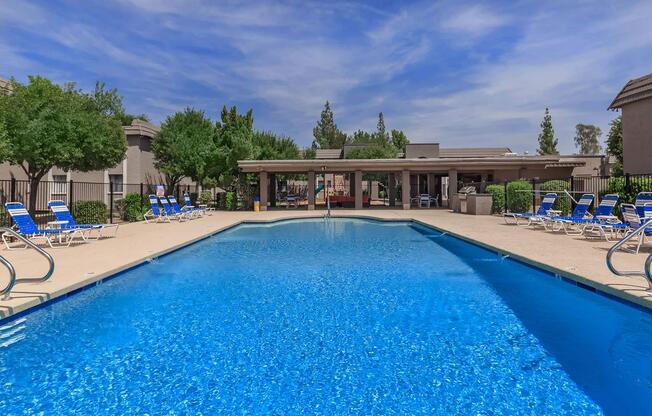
[[1, 218, 651, 415]]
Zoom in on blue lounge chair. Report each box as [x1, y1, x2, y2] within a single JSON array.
[[545, 193, 594, 232], [168, 196, 197, 219], [48, 200, 118, 239], [183, 193, 209, 216], [159, 196, 187, 221], [579, 194, 623, 239], [144, 195, 170, 223], [619, 203, 652, 254], [3, 202, 88, 249], [503, 193, 557, 226], [635, 192, 652, 218]]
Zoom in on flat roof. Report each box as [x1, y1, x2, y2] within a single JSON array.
[[238, 155, 570, 173]]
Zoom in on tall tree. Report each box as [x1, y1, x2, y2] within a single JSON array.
[[0, 76, 127, 213], [211, 105, 255, 186], [574, 124, 602, 155], [91, 81, 148, 126], [537, 107, 559, 155], [152, 107, 215, 194], [390, 129, 409, 153], [605, 116, 623, 176], [252, 131, 300, 160], [312, 101, 347, 149]]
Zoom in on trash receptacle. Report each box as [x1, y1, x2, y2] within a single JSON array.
[[254, 195, 260, 212]]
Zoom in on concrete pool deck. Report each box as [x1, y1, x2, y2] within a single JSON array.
[[1, 209, 651, 320]]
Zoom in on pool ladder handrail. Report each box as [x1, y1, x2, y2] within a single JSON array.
[[606, 218, 652, 283], [0, 227, 55, 299]]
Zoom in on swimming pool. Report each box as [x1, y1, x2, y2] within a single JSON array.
[[1, 218, 651, 414]]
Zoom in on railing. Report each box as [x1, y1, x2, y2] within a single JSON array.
[[605, 218, 652, 283], [0, 227, 55, 299]]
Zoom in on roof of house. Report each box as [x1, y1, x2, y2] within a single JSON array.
[[438, 147, 512, 158], [609, 72, 652, 109], [314, 149, 343, 159], [123, 119, 160, 138], [0, 77, 13, 94]]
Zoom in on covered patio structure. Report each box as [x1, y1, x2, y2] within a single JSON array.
[[238, 155, 581, 211]]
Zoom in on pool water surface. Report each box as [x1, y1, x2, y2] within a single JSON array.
[[1, 218, 651, 415]]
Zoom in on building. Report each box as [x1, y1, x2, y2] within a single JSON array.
[[239, 143, 586, 210], [609, 72, 652, 174]]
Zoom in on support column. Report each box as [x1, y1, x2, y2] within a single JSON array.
[[259, 171, 268, 211], [448, 169, 458, 200], [349, 173, 355, 197], [427, 173, 436, 196], [355, 170, 363, 209], [388, 173, 396, 207], [401, 170, 411, 210], [308, 171, 316, 210], [269, 173, 276, 207]]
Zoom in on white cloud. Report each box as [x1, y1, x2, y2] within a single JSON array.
[[441, 5, 509, 38]]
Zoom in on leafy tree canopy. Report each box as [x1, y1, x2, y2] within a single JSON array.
[[390, 129, 409, 153], [345, 112, 406, 159], [91, 82, 149, 126], [605, 116, 623, 176], [574, 123, 602, 155], [152, 107, 215, 192], [312, 101, 347, 149], [0, 76, 127, 211], [211, 105, 255, 186], [537, 107, 559, 155], [252, 130, 300, 160]]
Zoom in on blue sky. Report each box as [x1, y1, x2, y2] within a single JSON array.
[[1, 0, 651, 153]]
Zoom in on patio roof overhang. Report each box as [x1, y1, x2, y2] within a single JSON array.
[[238, 156, 574, 173]]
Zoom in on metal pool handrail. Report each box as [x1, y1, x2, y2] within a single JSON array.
[[606, 218, 652, 282], [0, 227, 55, 299]]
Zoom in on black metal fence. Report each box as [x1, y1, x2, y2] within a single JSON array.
[[460, 173, 652, 214], [0, 178, 222, 227]]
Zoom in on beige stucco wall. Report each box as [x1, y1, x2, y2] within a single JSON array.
[[622, 99, 652, 174]]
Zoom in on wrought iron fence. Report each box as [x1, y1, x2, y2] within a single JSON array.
[[0, 178, 226, 227]]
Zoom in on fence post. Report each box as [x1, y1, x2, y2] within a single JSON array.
[[109, 181, 114, 224], [570, 175, 575, 211], [625, 173, 631, 196], [140, 182, 144, 214], [69, 179, 74, 216], [503, 180, 508, 213], [10, 177, 16, 202], [531, 178, 536, 213]]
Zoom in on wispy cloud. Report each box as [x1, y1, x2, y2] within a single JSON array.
[[0, 0, 650, 153]]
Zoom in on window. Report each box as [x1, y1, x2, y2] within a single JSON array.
[[52, 175, 67, 195], [109, 174, 124, 193]]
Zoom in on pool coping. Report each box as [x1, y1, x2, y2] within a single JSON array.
[[1, 213, 650, 325]]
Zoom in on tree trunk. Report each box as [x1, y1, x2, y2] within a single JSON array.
[[28, 175, 43, 216]]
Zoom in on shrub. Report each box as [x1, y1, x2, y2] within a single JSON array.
[[539, 180, 571, 215], [116, 193, 149, 222], [198, 191, 213, 205], [506, 180, 532, 213], [73, 200, 107, 224], [225, 192, 235, 211], [485, 184, 505, 214]]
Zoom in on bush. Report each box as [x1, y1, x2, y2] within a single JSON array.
[[539, 180, 571, 215], [73, 200, 107, 224], [225, 192, 235, 211], [115, 193, 149, 222], [485, 184, 505, 214], [199, 191, 213, 205], [506, 180, 532, 213]]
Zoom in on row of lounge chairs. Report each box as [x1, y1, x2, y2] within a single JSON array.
[[3, 200, 119, 250], [504, 192, 652, 253], [144, 194, 212, 223]]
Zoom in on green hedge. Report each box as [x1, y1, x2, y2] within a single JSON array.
[[605, 177, 652, 204], [73, 201, 107, 224], [485, 184, 505, 214], [225, 192, 235, 211], [198, 191, 213, 205], [506, 180, 532, 213], [539, 180, 571, 215], [116, 193, 149, 222]]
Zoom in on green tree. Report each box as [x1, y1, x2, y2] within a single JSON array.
[[252, 130, 300, 160], [302, 147, 316, 159], [574, 124, 602, 155], [152, 107, 216, 194], [605, 116, 623, 176], [211, 105, 255, 186], [0, 76, 127, 213], [90, 81, 148, 126], [390, 129, 409, 153], [312, 101, 347, 149], [537, 108, 559, 155], [375, 112, 388, 143]]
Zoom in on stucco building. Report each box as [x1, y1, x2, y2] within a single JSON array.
[[609, 72, 652, 174]]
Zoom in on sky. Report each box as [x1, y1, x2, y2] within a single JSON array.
[[1, 0, 651, 154]]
